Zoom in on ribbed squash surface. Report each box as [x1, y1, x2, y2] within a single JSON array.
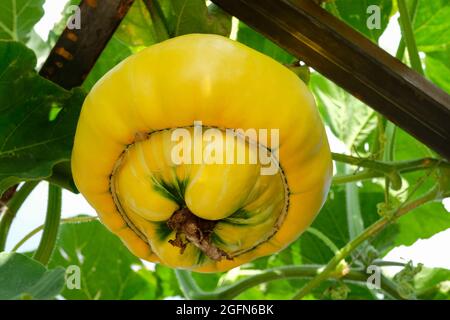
[[71, 34, 332, 272]]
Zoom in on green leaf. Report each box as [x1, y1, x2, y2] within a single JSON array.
[[26, 29, 51, 66], [154, 264, 183, 298], [296, 183, 400, 263], [345, 181, 365, 240], [413, 0, 450, 52], [394, 202, 450, 247], [234, 241, 304, 299], [415, 267, 450, 299], [341, 283, 376, 300], [393, 129, 437, 201], [0, 0, 45, 42], [327, 0, 393, 43], [128, 268, 158, 300], [237, 22, 296, 64], [412, 0, 450, 93], [192, 270, 221, 292], [0, 41, 85, 194], [394, 128, 435, 161], [310, 73, 377, 149], [358, 182, 399, 254], [263, 278, 300, 300], [0, 252, 65, 300], [298, 188, 351, 265], [115, 0, 158, 47], [425, 49, 450, 94], [48, 218, 156, 300], [379, 129, 450, 248], [82, 37, 133, 91], [166, 0, 231, 37], [205, 3, 233, 37]]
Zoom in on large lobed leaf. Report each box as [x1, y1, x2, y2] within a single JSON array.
[[0, 0, 45, 43], [48, 218, 155, 300], [395, 202, 450, 247], [297, 184, 398, 264], [310, 73, 377, 150], [167, 0, 231, 37], [413, 0, 450, 52], [48, 218, 185, 300], [425, 50, 450, 94], [413, 0, 450, 94], [325, 0, 393, 43], [115, 0, 159, 47], [0, 252, 65, 300], [415, 267, 450, 299], [0, 41, 85, 194], [391, 129, 450, 247], [236, 22, 296, 64]]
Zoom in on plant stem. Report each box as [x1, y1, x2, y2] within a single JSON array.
[[345, 177, 366, 259], [345, 180, 364, 240], [332, 170, 380, 184], [216, 265, 326, 300], [383, 121, 397, 201], [395, 0, 419, 61], [306, 227, 339, 254], [372, 260, 406, 267], [292, 186, 442, 300], [331, 153, 448, 185], [143, 0, 170, 41], [176, 265, 404, 300], [12, 216, 98, 252], [175, 269, 211, 299], [332, 152, 393, 172], [0, 181, 39, 251], [383, 125, 395, 161], [398, 0, 424, 75], [33, 184, 62, 265], [372, 114, 385, 160]]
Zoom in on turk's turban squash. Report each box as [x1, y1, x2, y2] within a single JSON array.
[[72, 34, 332, 272]]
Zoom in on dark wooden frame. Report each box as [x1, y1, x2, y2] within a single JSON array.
[[40, 0, 135, 89], [41, 0, 450, 159], [212, 0, 450, 159]]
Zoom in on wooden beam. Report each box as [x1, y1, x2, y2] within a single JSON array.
[[212, 0, 450, 159], [40, 0, 135, 89]]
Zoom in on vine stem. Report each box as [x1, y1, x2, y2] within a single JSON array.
[[331, 153, 448, 172], [143, 0, 170, 42], [395, 0, 419, 64], [398, 0, 424, 75], [0, 181, 39, 251], [292, 186, 445, 300], [332, 170, 379, 184], [381, 0, 418, 204], [175, 269, 208, 300], [331, 153, 448, 184], [175, 264, 404, 300], [33, 184, 62, 265], [383, 121, 396, 203], [372, 260, 406, 267], [306, 227, 339, 254], [12, 216, 98, 252]]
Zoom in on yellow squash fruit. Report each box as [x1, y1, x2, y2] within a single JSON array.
[[71, 34, 332, 272]]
